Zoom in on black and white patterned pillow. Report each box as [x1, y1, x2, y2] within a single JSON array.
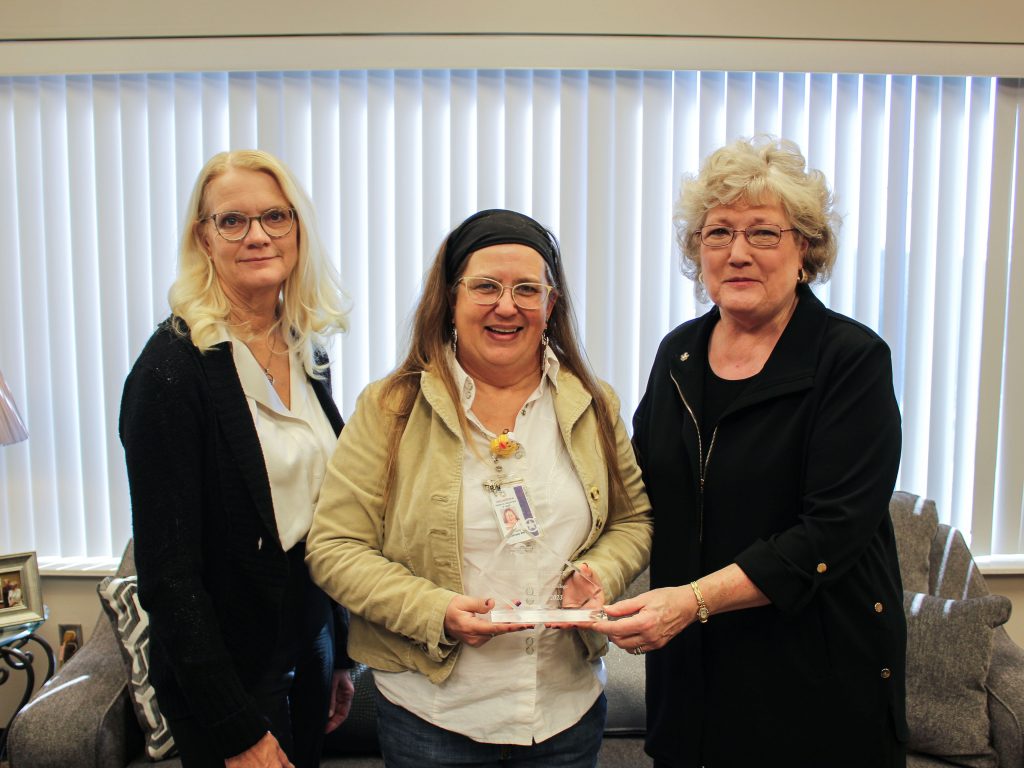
[[97, 575, 177, 760]]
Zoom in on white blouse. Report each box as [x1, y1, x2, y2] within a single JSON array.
[[227, 330, 338, 551], [374, 347, 604, 745]]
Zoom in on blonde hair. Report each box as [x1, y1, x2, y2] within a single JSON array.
[[675, 136, 840, 300], [168, 149, 349, 376], [378, 220, 632, 514]]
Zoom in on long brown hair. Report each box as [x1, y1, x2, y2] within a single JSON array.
[[378, 214, 632, 515]]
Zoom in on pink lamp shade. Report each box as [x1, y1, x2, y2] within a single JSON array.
[[0, 368, 28, 446]]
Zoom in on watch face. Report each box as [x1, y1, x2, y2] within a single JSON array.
[[697, 606, 710, 622]]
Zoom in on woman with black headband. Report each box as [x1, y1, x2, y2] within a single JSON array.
[[307, 209, 652, 767]]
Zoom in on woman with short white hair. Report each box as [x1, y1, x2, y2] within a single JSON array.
[[597, 136, 906, 767]]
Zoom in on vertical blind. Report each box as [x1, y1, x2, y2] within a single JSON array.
[[1, 70, 1021, 563]]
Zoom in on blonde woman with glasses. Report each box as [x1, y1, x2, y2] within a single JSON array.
[[121, 150, 354, 768]]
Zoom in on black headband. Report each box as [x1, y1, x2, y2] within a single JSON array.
[[443, 209, 560, 284]]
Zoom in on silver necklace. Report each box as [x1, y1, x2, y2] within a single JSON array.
[[246, 336, 279, 384]]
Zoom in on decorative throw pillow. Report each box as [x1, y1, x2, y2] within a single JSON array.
[[903, 590, 1011, 768], [97, 575, 178, 760], [889, 491, 938, 593]]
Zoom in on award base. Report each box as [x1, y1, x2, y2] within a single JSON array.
[[489, 608, 606, 623]]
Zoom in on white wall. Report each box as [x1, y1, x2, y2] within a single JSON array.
[[5, 0, 1022, 42], [1, 0, 1022, 76]]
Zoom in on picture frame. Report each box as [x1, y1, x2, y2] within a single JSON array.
[[0, 551, 44, 629]]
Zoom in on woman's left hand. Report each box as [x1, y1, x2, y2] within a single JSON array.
[[561, 563, 604, 609], [546, 562, 604, 629], [325, 669, 354, 734]]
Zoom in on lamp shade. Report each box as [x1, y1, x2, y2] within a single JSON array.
[[0, 368, 28, 445]]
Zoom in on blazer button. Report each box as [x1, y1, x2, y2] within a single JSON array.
[[589, 487, 601, 502], [816, 562, 827, 574], [880, 668, 892, 679], [874, 602, 884, 613]]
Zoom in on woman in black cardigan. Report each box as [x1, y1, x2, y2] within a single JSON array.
[[594, 137, 906, 767], [120, 150, 352, 768]]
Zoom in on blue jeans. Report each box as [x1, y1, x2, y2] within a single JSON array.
[[375, 687, 607, 768]]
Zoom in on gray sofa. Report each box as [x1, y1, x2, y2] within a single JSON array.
[[888, 491, 1024, 767], [10, 492, 1024, 767]]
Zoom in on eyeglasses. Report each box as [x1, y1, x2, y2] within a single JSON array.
[[696, 224, 798, 248], [201, 207, 296, 241], [455, 276, 555, 310]]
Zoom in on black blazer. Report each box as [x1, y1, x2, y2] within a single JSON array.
[[119, 319, 346, 758], [633, 286, 907, 767]]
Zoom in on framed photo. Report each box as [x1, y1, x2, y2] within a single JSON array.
[[0, 551, 44, 629]]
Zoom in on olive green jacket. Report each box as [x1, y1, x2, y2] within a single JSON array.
[[306, 367, 652, 684]]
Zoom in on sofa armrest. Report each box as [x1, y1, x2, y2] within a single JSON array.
[[987, 628, 1024, 768], [8, 616, 143, 768]]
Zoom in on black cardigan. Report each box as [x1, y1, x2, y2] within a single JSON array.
[[633, 286, 907, 767], [119, 319, 347, 758]]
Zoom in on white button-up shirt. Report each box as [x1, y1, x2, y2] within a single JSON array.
[[375, 348, 604, 744], [226, 329, 338, 551]]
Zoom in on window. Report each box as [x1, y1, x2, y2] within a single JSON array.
[[1, 70, 1021, 563]]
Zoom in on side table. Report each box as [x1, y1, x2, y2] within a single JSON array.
[[0, 610, 55, 760]]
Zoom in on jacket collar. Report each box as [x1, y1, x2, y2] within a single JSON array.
[[419, 358, 593, 443], [669, 284, 828, 419], [199, 340, 281, 544], [180, 320, 343, 548]]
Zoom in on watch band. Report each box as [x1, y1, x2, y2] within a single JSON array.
[[690, 580, 710, 623]]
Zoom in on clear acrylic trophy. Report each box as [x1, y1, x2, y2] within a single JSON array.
[[473, 481, 605, 623]]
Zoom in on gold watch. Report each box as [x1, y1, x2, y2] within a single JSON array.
[[690, 580, 710, 623]]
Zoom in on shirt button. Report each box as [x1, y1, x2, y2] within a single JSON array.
[[816, 562, 828, 574], [880, 668, 892, 679], [874, 602, 884, 613], [525, 646, 535, 655]]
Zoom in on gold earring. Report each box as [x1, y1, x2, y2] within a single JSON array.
[[797, 268, 807, 284]]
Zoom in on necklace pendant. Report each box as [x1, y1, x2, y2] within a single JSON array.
[[264, 369, 275, 385], [490, 430, 520, 459]]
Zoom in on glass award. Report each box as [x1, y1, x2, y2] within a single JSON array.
[[475, 479, 605, 623]]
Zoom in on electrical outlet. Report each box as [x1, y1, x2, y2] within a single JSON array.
[[57, 623, 83, 666]]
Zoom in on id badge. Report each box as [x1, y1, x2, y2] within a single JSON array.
[[486, 478, 541, 545]]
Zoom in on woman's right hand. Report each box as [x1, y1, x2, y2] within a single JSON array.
[[443, 594, 529, 647], [224, 731, 293, 768], [590, 586, 692, 653]]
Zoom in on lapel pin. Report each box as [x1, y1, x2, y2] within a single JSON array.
[[680, 352, 690, 362]]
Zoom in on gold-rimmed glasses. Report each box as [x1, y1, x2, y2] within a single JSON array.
[[696, 224, 797, 248]]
